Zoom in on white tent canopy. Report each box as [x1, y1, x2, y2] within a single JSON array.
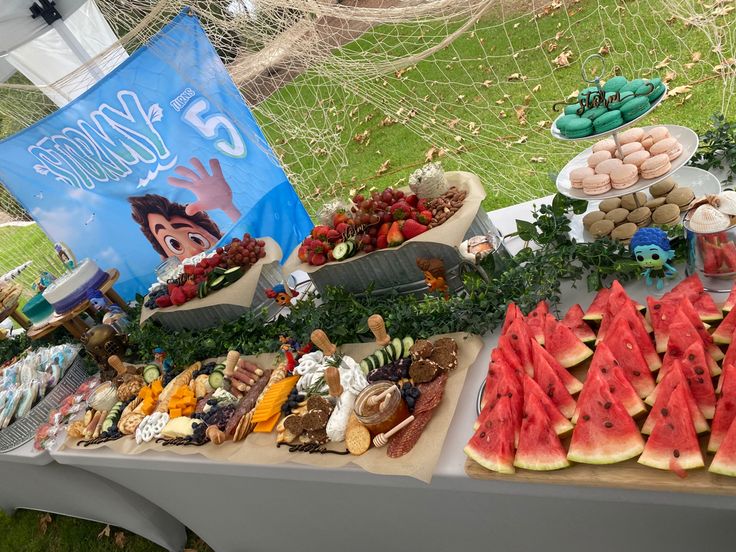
[[0, 0, 127, 105]]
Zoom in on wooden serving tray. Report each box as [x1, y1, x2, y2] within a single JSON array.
[[465, 437, 736, 496]]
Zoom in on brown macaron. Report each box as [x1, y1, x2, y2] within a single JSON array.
[[598, 197, 622, 212], [649, 178, 677, 198], [583, 210, 607, 230], [611, 222, 638, 242], [605, 207, 631, 226], [645, 197, 667, 210], [652, 203, 681, 225], [666, 186, 695, 212], [621, 192, 647, 211], [628, 206, 652, 227], [590, 219, 615, 237]]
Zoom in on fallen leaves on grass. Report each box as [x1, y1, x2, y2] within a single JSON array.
[[114, 532, 127, 549], [353, 130, 370, 144], [508, 73, 528, 81], [713, 58, 736, 74], [515, 106, 528, 125], [663, 71, 677, 83], [547, 41, 558, 52], [553, 50, 574, 68], [39, 513, 52, 535], [380, 116, 396, 127], [425, 146, 439, 162], [531, 157, 546, 163], [692, 51, 702, 62], [447, 118, 460, 129], [599, 44, 610, 56], [481, 80, 493, 88], [376, 160, 391, 176], [98, 525, 111, 539], [532, 84, 542, 93]]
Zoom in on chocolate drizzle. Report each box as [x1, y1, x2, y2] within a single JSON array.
[[277, 442, 349, 455], [77, 434, 124, 447], [155, 437, 209, 447]]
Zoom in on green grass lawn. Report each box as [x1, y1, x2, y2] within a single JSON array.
[[256, 0, 735, 212]]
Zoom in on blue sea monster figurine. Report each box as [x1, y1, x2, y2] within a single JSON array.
[[629, 227, 677, 290]]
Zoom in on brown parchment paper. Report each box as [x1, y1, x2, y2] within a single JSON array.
[[64, 333, 483, 483], [282, 171, 487, 275], [139, 238, 282, 325]]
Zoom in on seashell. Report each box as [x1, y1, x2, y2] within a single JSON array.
[[687, 204, 732, 233], [712, 190, 736, 216]]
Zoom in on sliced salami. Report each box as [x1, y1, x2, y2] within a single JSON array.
[[414, 371, 448, 414], [387, 410, 434, 458]]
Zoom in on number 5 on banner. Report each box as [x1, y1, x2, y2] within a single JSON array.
[[182, 98, 247, 158]]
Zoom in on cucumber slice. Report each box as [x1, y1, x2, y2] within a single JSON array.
[[382, 345, 395, 362], [391, 337, 403, 359], [346, 240, 356, 256], [143, 364, 161, 384], [214, 363, 226, 373], [375, 349, 385, 367], [209, 370, 225, 389], [213, 266, 227, 275], [223, 267, 244, 283], [209, 275, 226, 290], [359, 360, 369, 375], [101, 401, 123, 432], [197, 281, 208, 299], [402, 336, 414, 358], [333, 242, 351, 261]]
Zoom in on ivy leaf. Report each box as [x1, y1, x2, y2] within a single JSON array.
[[516, 220, 539, 241], [571, 199, 589, 215]]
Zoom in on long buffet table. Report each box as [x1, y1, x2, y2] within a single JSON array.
[[42, 198, 736, 552]]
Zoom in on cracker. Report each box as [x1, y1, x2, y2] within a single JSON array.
[[345, 418, 371, 455]]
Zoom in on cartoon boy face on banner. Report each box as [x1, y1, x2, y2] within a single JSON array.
[[0, 10, 313, 300]]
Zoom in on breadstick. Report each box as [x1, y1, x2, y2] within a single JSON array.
[[231, 370, 256, 386], [93, 410, 107, 438], [85, 410, 102, 439]]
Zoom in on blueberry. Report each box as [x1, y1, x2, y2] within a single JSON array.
[[402, 382, 412, 390], [296, 394, 305, 402], [409, 388, 420, 399], [207, 399, 217, 406], [406, 397, 415, 408]]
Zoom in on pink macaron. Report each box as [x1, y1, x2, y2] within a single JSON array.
[[592, 138, 617, 155], [582, 173, 612, 195], [617, 127, 645, 145], [623, 149, 651, 169], [594, 158, 623, 175], [610, 164, 640, 190], [588, 150, 612, 169], [570, 166, 595, 189], [641, 126, 671, 149], [640, 153, 672, 179], [616, 142, 644, 159], [649, 137, 683, 161]]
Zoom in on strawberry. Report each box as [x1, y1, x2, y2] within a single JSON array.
[[387, 221, 405, 247], [327, 229, 340, 242], [405, 194, 419, 207], [378, 222, 391, 236], [376, 235, 388, 249], [401, 219, 428, 240], [170, 286, 187, 306], [183, 264, 195, 275], [312, 225, 330, 240], [155, 295, 172, 308], [332, 211, 349, 227], [390, 201, 412, 221], [310, 253, 327, 266], [417, 198, 429, 211], [298, 245, 310, 262], [182, 283, 198, 300], [415, 210, 432, 225], [335, 222, 349, 235]]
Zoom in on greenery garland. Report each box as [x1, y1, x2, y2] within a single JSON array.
[[125, 193, 644, 366]]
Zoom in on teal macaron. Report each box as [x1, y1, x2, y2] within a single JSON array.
[[578, 86, 601, 106], [603, 75, 628, 93], [607, 90, 634, 110], [556, 114, 581, 132], [621, 78, 645, 94], [563, 117, 594, 138], [593, 110, 624, 133], [564, 103, 583, 116], [582, 106, 608, 121], [646, 78, 666, 102], [620, 95, 651, 122]]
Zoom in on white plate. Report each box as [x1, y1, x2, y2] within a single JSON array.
[[556, 125, 699, 200], [550, 85, 667, 142], [568, 166, 722, 243]]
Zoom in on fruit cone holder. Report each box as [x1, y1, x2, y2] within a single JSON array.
[[686, 224, 736, 293], [139, 238, 284, 331], [284, 172, 501, 297]]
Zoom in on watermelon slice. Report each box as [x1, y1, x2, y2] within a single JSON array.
[[513, 393, 570, 471], [573, 342, 645, 422], [647, 297, 720, 360], [679, 341, 716, 419], [479, 351, 523, 430], [506, 318, 534, 376], [709, 416, 736, 476], [602, 318, 656, 398], [501, 302, 523, 336], [525, 300, 548, 345], [658, 319, 720, 381], [530, 341, 577, 419], [465, 397, 516, 474], [668, 274, 722, 321], [495, 337, 526, 378], [713, 307, 736, 344], [561, 304, 596, 343], [638, 384, 705, 472], [723, 282, 736, 312], [643, 360, 709, 434], [709, 363, 736, 452], [522, 374, 573, 435], [530, 338, 583, 395], [604, 302, 661, 371], [567, 371, 645, 464], [583, 287, 611, 321], [542, 314, 593, 368]]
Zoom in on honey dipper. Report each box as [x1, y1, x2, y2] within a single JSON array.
[[372, 415, 415, 448]]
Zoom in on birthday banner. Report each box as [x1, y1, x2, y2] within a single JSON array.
[[0, 10, 312, 300]]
